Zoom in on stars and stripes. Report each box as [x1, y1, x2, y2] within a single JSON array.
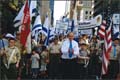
[[98, 20, 106, 39], [100, 19, 112, 75]]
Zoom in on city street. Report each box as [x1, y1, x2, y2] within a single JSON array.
[[0, 0, 120, 80]]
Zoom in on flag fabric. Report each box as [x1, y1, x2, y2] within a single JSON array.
[[29, 0, 37, 18], [13, 0, 37, 28], [44, 28, 55, 46], [101, 20, 112, 75], [32, 14, 42, 36], [49, 28, 55, 40], [20, 0, 30, 47], [13, 5, 25, 28], [98, 20, 106, 38], [44, 29, 50, 46], [41, 15, 50, 36], [32, 14, 42, 42]]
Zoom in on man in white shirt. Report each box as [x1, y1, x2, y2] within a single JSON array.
[[61, 32, 79, 79]]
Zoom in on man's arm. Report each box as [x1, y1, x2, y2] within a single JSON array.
[[16, 47, 21, 68]]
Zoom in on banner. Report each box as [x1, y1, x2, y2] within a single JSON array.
[[56, 20, 68, 30], [78, 29, 92, 36], [112, 14, 120, 24], [78, 14, 102, 30]]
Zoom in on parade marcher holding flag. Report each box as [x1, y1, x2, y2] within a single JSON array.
[[0, 38, 21, 79]]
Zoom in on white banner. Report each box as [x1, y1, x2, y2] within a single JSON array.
[[78, 14, 102, 30], [78, 29, 93, 36], [112, 14, 120, 24], [56, 20, 68, 30]]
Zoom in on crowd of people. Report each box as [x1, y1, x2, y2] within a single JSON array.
[[0, 32, 120, 80]]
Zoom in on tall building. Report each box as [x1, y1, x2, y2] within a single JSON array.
[[93, 0, 120, 19], [76, 0, 94, 21]]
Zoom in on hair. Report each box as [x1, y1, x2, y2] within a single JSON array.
[[42, 46, 47, 51], [67, 32, 74, 37], [9, 38, 16, 41], [32, 47, 38, 53], [113, 38, 119, 41], [54, 37, 59, 41]]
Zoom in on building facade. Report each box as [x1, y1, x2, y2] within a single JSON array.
[[93, 0, 120, 19], [80, 0, 93, 21]]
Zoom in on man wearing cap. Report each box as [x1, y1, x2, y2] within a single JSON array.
[[61, 32, 79, 79], [0, 38, 21, 79]]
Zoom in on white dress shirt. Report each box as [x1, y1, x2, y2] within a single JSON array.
[[61, 39, 79, 59]]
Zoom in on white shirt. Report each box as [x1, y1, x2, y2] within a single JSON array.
[[31, 53, 40, 68], [61, 39, 79, 59]]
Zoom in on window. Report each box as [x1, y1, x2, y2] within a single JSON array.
[[85, 16, 88, 19], [89, 11, 91, 14], [89, 16, 91, 19], [85, 11, 88, 14]]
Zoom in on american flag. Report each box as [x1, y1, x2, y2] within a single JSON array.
[[98, 20, 106, 38], [99, 19, 112, 75]]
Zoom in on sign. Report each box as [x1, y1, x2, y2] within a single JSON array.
[[112, 14, 120, 24], [78, 29, 93, 36], [78, 14, 102, 30], [56, 20, 68, 30]]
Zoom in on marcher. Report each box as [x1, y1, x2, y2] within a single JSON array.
[[89, 36, 102, 79], [108, 38, 120, 79], [77, 42, 90, 79], [40, 46, 49, 78], [0, 38, 21, 79], [61, 32, 79, 79], [30, 47, 40, 79], [48, 37, 61, 79]]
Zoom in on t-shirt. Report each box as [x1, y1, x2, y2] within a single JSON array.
[[31, 53, 40, 68]]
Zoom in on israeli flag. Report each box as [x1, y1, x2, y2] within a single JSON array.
[[41, 15, 50, 36], [13, 0, 37, 28], [32, 14, 42, 42]]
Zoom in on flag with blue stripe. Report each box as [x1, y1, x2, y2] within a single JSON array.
[[32, 14, 42, 35], [41, 15, 50, 36], [13, 4, 25, 27], [32, 14, 42, 42], [44, 29, 55, 46], [13, 0, 37, 28]]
